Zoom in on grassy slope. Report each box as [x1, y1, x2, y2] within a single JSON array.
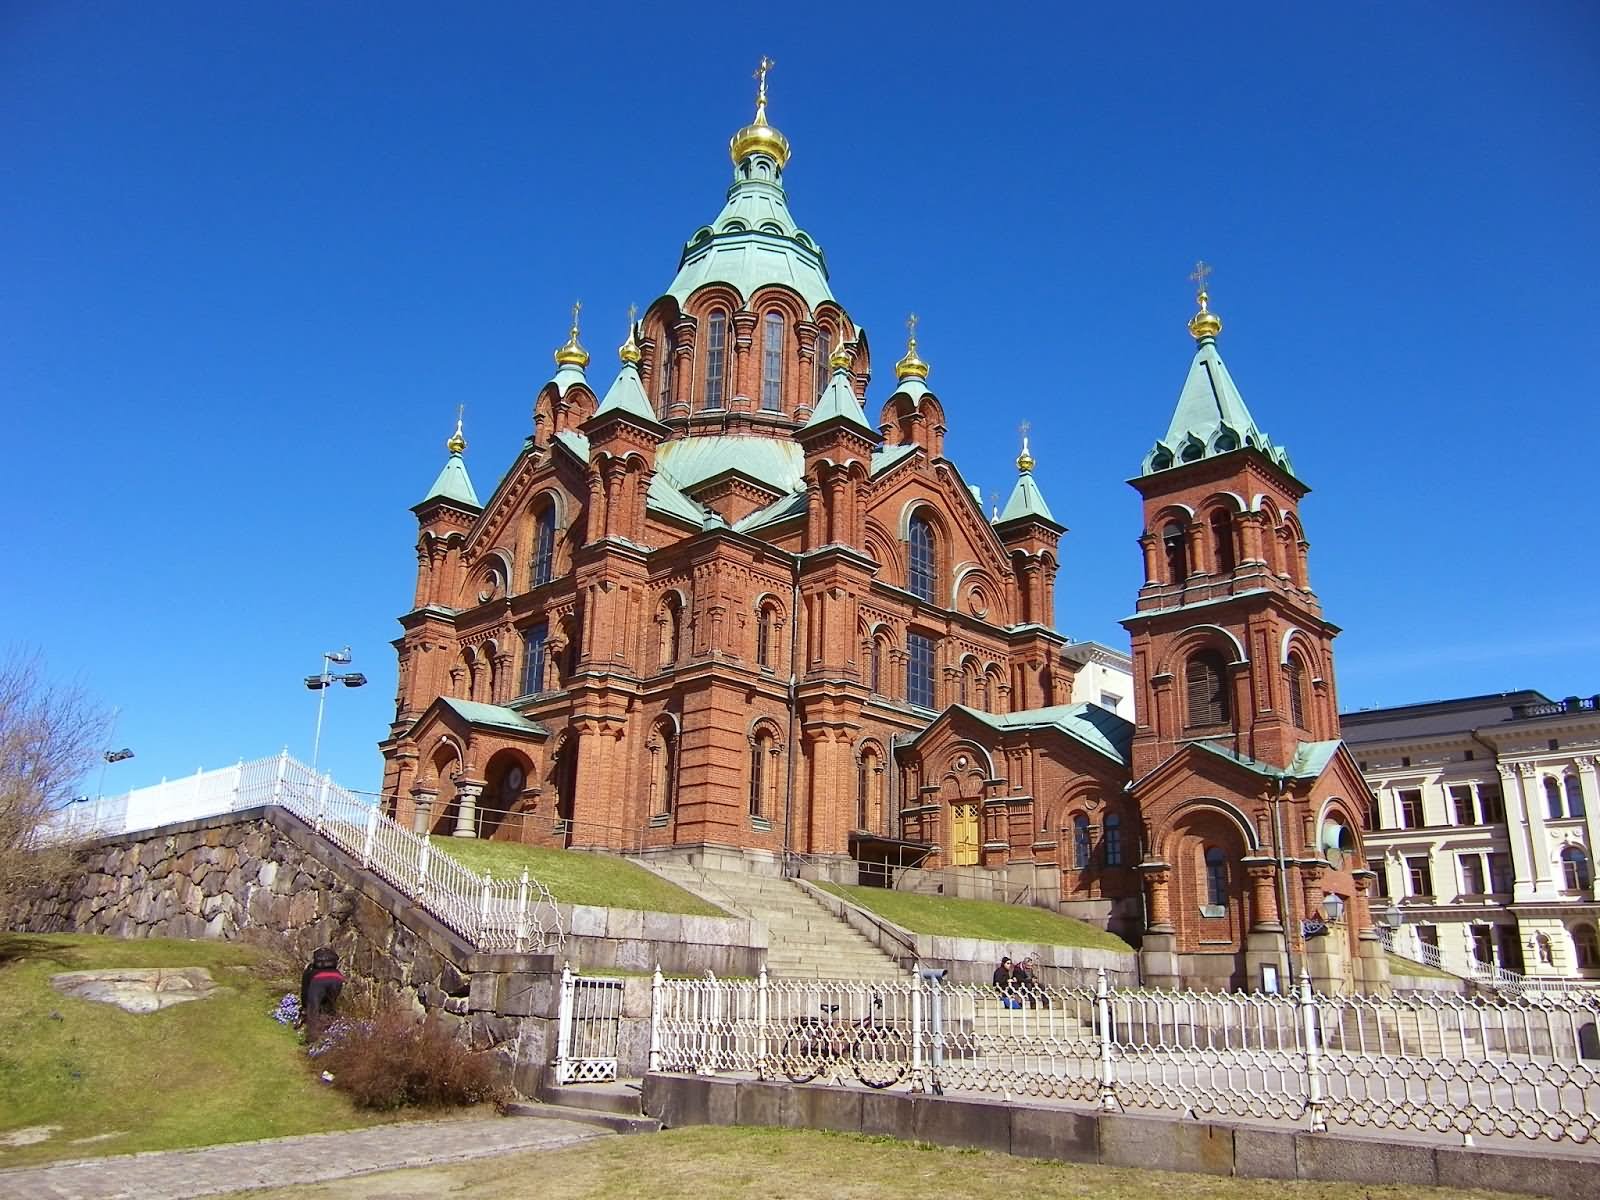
[[0, 934, 381, 1166], [817, 883, 1132, 952], [428, 838, 722, 916], [231, 1125, 1524, 1200]]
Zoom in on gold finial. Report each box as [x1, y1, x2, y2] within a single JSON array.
[[730, 56, 791, 168], [895, 312, 930, 381], [1016, 420, 1035, 473], [554, 299, 590, 368], [1187, 261, 1222, 341], [618, 302, 643, 364], [446, 404, 467, 455], [829, 338, 853, 371]]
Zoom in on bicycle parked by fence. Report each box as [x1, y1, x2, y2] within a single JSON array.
[[778, 993, 908, 1088]]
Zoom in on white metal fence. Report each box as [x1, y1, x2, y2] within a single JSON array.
[[55, 751, 563, 952], [651, 970, 1600, 1144], [557, 966, 625, 1083], [1376, 923, 1593, 998]]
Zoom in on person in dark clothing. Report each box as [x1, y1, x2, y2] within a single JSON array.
[[299, 946, 344, 1037], [1011, 954, 1050, 1009], [992, 956, 1021, 1008]]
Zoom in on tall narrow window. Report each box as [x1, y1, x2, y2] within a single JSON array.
[[1574, 924, 1600, 969], [1286, 656, 1307, 729], [907, 633, 936, 709], [761, 312, 784, 410], [1072, 815, 1091, 869], [857, 758, 869, 829], [1449, 785, 1476, 826], [908, 514, 937, 603], [1487, 852, 1513, 894], [1204, 846, 1228, 907], [533, 504, 556, 586], [1103, 813, 1122, 867], [658, 344, 674, 413], [1565, 775, 1586, 818], [1163, 522, 1188, 585], [814, 328, 831, 401], [659, 596, 682, 669], [1406, 855, 1434, 897], [1460, 854, 1486, 895], [654, 727, 677, 816], [1397, 788, 1424, 829], [1479, 784, 1505, 823], [520, 624, 547, 696], [704, 310, 727, 410], [756, 605, 773, 669], [1209, 510, 1236, 574], [1561, 846, 1592, 890], [1545, 777, 1564, 820], [1184, 650, 1230, 727], [869, 637, 883, 694], [1368, 858, 1390, 898], [749, 732, 772, 817]]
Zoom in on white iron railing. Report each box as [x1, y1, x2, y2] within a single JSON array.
[[651, 970, 1600, 1145], [56, 751, 563, 952], [1376, 924, 1592, 997], [556, 965, 626, 1083]]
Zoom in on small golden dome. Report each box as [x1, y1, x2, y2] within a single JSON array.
[[828, 340, 853, 371], [1017, 434, 1035, 474], [618, 307, 643, 365], [730, 57, 790, 169], [446, 410, 467, 455], [895, 313, 929, 381], [1188, 289, 1223, 340], [554, 300, 589, 368]]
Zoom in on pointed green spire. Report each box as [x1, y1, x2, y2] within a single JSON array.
[[594, 306, 661, 423], [802, 345, 875, 435], [998, 427, 1056, 523], [420, 408, 481, 509]]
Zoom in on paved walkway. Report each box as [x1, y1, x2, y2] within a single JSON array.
[[0, 1116, 606, 1200]]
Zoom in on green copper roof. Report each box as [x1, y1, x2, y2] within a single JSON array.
[[803, 364, 876, 435], [733, 488, 808, 533], [1191, 737, 1343, 782], [998, 470, 1055, 524], [950, 702, 1133, 767], [1141, 336, 1294, 478], [420, 449, 480, 509], [594, 361, 658, 423], [657, 435, 805, 494], [547, 361, 588, 397], [666, 161, 833, 310], [438, 697, 548, 736], [872, 444, 916, 475], [551, 430, 720, 529]]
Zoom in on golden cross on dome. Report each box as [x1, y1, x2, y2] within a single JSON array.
[[1019, 419, 1031, 439], [907, 312, 919, 343], [570, 299, 583, 333], [754, 56, 775, 107], [1189, 260, 1213, 299], [627, 301, 638, 326]]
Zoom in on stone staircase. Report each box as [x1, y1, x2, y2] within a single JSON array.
[[640, 862, 906, 981]]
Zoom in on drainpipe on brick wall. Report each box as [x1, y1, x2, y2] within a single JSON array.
[[1269, 776, 1305, 987], [782, 577, 801, 865]]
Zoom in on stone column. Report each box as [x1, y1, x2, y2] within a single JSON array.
[[1517, 763, 1556, 895], [1244, 859, 1281, 931], [1576, 756, 1600, 870], [1138, 862, 1179, 989], [410, 786, 437, 836], [1138, 533, 1160, 585], [1242, 856, 1289, 993], [1141, 863, 1174, 931], [452, 780, 484, 838]]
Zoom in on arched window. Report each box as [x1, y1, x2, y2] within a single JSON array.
[[814, 328, 832, 402], [658, 596, 682, 670], [980, 670, 995, 713], [520, 623, 548, 696], [1574, 924, 1600, 969], [749, 730, 775, 817], [869, 636, 884, 694], [1209, 510, 1236, 574], [908, 514, 937, 602], [704, 310, 727, 410], [653, 725, 677, 816], [1072, 814, 1091, 869], [1546, 777, 1564, 820], [907, 632, 936, 709], [857, 746, 880, 831], [761, 312, 784, 410], [1103, 813, 1123, 867], [1286, 655, 1308, 730], [1561, 845, 1592, 891], [532, 503, 557, 586], [657, 342, 674, 413], [1204, 846, 1228, 907], [1163, 522, 1188, 585], [755, 602, 776, 669], [1565, 775, 1586, 818], [1185, 650, 1231, 727]]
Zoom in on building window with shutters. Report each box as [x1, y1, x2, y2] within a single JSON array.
[[907, 633, 936, 710], [1184, 650, 1230, 727], [704, 310, 727, 410], [761, 312, 784, 410]]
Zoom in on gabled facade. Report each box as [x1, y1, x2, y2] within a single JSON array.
[[375, 77, 1386, 992]]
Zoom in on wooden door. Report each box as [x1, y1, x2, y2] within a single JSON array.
[[951, 802, 979, 866]]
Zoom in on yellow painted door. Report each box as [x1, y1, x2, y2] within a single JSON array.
[[951, 803, 979, 866]]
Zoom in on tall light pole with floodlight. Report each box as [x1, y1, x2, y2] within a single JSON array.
[[305, 646, 366, 775]]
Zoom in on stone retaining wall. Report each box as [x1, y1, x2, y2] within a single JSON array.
[[641, 1073, 1591, 1199]]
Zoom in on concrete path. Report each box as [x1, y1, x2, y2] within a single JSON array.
[[0, 1116, 606, 1200]]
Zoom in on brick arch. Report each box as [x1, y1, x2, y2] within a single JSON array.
[[1152, 795, 1262, 858], [863, 518, 903, 579], [1164, 803, 1254, 955], [1155, 624, 1249, 679]]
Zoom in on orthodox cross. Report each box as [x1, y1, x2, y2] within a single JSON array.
[[907, 312, 919, 343], [627, 301, 638, 327], [1189, 261, 1213, 296], [570, 299, 582, 333], [754, 56, 775, 106], [1019, 419, 1031, 441]]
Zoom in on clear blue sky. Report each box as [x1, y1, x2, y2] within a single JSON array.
[[4, 2, 1597, 795]]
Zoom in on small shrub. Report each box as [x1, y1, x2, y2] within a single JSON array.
[[310, 1003, 510, 1111]]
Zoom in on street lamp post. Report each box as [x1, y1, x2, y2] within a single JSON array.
[[305, 645, 366, 776]]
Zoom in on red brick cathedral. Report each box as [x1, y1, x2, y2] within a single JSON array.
[[379, 73, 1387, 993]]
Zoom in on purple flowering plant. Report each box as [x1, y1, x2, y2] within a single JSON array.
[[272, 992, 301, 1026]]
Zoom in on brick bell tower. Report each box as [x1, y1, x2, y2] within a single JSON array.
[[1122, 268, 1384, 994]]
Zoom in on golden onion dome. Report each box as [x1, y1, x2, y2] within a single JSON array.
[[1016, 434, 1035, 474], [895, 314, 930, 381], [829, 339, 853, 371], [553, 300, 590, 368], [730, 57, 790, 169], [618, 306, 643, 365], [1188, 288, 1222, 341], [446, 410, 467, 455]]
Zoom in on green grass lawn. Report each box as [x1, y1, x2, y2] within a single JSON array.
[[816, 883, 1132, 952], [0, 933, 385, 1166], [428, 838, 723, 915], [229, 1125, 1524, 1200]]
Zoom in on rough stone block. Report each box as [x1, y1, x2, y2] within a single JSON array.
[[566, 905, 607, 938], [605, 908, 644, 940], [643, 911, 684, 941], [860, 1089, 917, 1140], [1436, 1145, 1593, 1200], [498, 972, 558, 1018], [736, 1079, 799, 1128], [913, 1095, 1012, 1154], [792, 1084, 863, 1134], [468, 971, 499, 1012], [1294, 1133, 1436, 1187], [1008, 1106, 1097, 1164], [1232, 1126, 1297, 1181], [644, 1073, 721, 1128], [1099, 1113, 1233, 1177]]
